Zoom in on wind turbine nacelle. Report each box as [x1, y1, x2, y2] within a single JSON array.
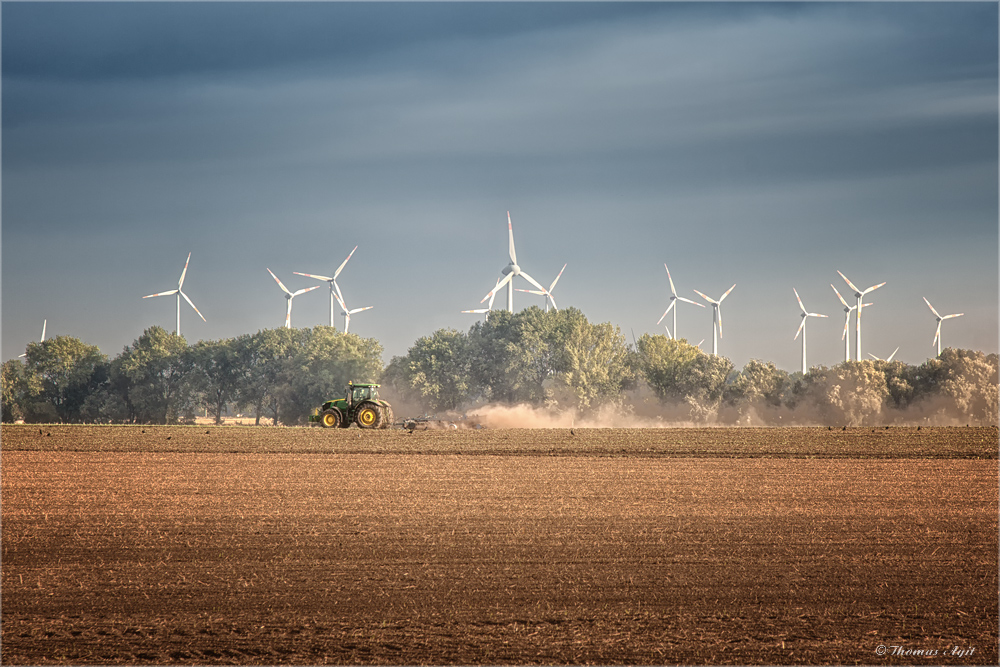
[[503, 263, 520, 276]]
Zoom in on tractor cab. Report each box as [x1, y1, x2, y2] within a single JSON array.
[[347, 382, 379, 407]]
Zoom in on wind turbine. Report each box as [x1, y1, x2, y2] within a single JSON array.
[[515, 263, 567, 312], [657, 264, 704, 340], [480, 211, 549, 312], [692, 284, 735, 356], [868, 347, 899, 362], [464, 278, 501, 315], [18, 320, 46, 358], [837, 271, 885, 361], [793, 288, 828, 375], [923, 297, 964, 357], [831, 284, 873, 363], [267, 268, 320, 329], [294, 245, 358, 329], [142, 252, 206, 337], [333, 289, 373, 334]]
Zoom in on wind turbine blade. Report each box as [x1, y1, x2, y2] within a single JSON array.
[[719, 284, 736, 303], [933, 322, 942, 346], [696, 339, 705, 348], [842, 313, 850, 340], [482, 273, 513, 303], [837, 270, 861, 294], [292, 285, 321, 298], [867, 353, 881, 361], [177, 252, 192, 289], [664, 264, 678, 297], [888, 347, 899, 362], [507, 211, 517, 265], [793, 288, 807, 314], [942, 313, 964, 320], [333, 245, 358, 280], [40, 320, 46, 342], [518, 271, 547, 294], [333, 279, 346, 308], [348, 306, 374, 314], [285, 300, 292, 329], [676, 296, 705, 308], [861, 281, 886, 297], [656, 301, 676, 325], [462, 308, 489, 314], [549, 264, 567, 292], [294, 271, 334, 282], [180, 291, 207, 322], [831, 284, 850, 308], [717, 306, 724, 338], [515, 288, 546, 295], [143, 289, 178, 299], [693, 289, 717, 305], [808, 312, 829, 319], [795, 318, 805, 340], [547, 294, 558, 311], [664, 324, 672, 338], [267, 268, 292, 296], [487, 278, 500, 309], [344, 312, 351, 333], [332, 289, 347, 312], [922, 297, 940, 318]]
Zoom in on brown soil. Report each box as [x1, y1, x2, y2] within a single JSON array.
[[2, 425, 997, 664]]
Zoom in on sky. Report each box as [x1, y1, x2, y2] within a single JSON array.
[[3, 1, 998, 373]]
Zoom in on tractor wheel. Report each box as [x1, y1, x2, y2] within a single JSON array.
[[381, 405, 395, 429], [355, 402, 382, 429], [320, 409, 341, 429]]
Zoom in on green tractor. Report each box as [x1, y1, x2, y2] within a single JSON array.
[[309, 381, 395, 429]]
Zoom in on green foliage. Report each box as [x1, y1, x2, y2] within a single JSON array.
[[276, 327, 385, 425], [386, 328, 472, 412], [19, 336, 108, 423], [188, 338, 244, 425], [635, 334, 732, 420], [115, 327, 192, 424], [2, 359, 27, 423], [723, 359, 791, 422], [798, 361, 890, 426]]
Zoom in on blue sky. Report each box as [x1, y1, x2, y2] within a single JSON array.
[[3, 1, 997, 372]]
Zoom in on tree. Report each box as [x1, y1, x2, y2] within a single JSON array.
[[20, 336, 108, 423], [724, 359, 791, 422], [548, 313, 634, 411], [188, 338, 243, 424], [276, 327, 385, 424], [914, 349, 999, 424], [798, 361, 889, 426], [386, 328, 472, 413], [2, 359, 26, 423], [115, 327, 192, 424], [235, 328, 306, 425]]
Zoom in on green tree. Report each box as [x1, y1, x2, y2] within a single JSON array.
[[2, 359, 26, 423], [799, 361, 889, 426], [386, 328, 472, 413], [724, 359, 790, 422], [548, 313, 634, 411], [20, 336, 108, 423], [188, 338, 243, 424], [276, 327, 384, 424], [235, 328, 306, 425], [115, 327, 192, 424]]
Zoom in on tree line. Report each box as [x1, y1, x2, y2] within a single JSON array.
[[3, 307, 998, 426]]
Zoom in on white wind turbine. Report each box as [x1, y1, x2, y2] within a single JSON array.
[[267, 268, 320, 329], [868, 347, 899, 362], [831, 284, 873, 363], [480, 211, 549, 312], [793, 288, 828, 375], [294, 245, 358, 329], [837, 271, 885, 361], [692, 284, 735, 356], [657, 264, 704, 340], [516, 263, 567, 312], [464, 278, 501, 315], [142, 252, 206, 337], [18, 320, 47, 358], [333, 288, 373, 334], [923, 297, 964, 357]]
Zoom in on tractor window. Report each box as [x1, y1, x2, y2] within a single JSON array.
[[352, 387, 370, 403]]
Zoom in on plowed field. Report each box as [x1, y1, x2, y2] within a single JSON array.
[[2, 425, 997, 665]]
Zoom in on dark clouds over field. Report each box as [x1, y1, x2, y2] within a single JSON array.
[[3, 2, 997, 370]]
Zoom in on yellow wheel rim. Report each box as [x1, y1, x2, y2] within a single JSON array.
[[359, 408, 376, 426], [322, 413, 337, 427]]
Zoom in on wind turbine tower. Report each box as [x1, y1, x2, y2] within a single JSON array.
[[793, 288, 828, 374], [142, 252, 206, 337], [295, 245, 358, 329], [480, 211, 549, 312], [333, 289, 373, 334], [267, 269, 320, 329], [837, 271, 885, 361], [657, 264, 704, 340], [922, 297, 963, 357], [693, 284, 735, 356]]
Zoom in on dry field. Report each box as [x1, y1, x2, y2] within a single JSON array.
[[2, 425, 997, 665]]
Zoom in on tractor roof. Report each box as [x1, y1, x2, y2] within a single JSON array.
[[348, 382, 380, 388]]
